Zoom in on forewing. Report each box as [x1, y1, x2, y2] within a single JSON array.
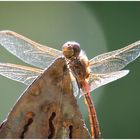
[[0, 63, 43, 85], [89, 70, 129, 92], [69, 72, 80, 97], [0, 30, 62, 69], [89, 41, 140, 73]]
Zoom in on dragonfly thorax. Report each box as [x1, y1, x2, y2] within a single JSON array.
[[62, 41, 81, 60], [69, 59, 90, 81]]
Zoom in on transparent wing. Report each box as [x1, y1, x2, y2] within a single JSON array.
[[69, 71, 79, 97], [89, 41, 140, 73], [89, 70, 129, 92], [0, 63, 43, 85], [0, 30, 62, 69]]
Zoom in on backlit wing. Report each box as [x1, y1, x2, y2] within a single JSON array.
[[0, 30, 62, 69], [69, 72, 79, 97], [89, 41, 140, 73], [89, 70, 129, 92], [0, 63, 43, 85]]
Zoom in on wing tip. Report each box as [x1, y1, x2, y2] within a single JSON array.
[[117, 70, 129, 79], [122, 70, 130, 76]]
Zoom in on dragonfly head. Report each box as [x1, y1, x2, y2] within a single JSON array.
[[62, 41, 81, 60]]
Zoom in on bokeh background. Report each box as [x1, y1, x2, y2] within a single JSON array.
[[0, 2, 140, 138]]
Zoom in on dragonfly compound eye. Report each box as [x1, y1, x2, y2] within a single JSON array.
[[62, 41, 81, 60]]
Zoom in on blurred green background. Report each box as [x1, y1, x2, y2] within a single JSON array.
[[0, 2, 140, 138]]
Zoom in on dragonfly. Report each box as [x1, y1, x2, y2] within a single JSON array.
[[0, 30, 140, 138]]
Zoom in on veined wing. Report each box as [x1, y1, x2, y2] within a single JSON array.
[[89, 70, 129, 92], [0, 63, 43, 85], [89, 41, 140, 73], [69, 71, 79, 97], [0, 30, 62, 69]]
